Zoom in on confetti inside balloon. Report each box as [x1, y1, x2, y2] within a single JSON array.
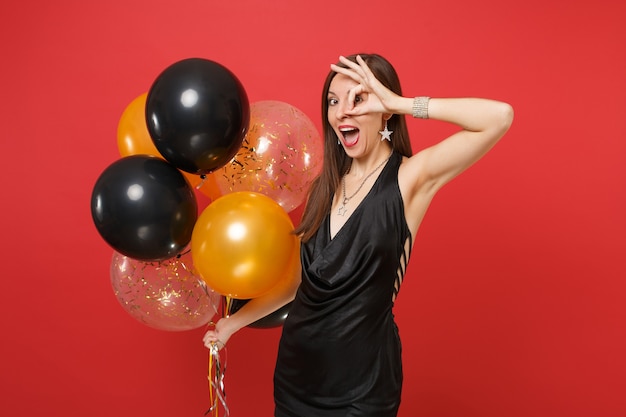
[[214, 100, 322, 212], [110, 250, 219, 331]]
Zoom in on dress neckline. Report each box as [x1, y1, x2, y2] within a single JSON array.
[[328, 152, 397, 241]]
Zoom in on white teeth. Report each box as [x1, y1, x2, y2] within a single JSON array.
[[340, 127, 357, 132]]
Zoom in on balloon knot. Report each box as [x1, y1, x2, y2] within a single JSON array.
[[196, 175, 207, 190]]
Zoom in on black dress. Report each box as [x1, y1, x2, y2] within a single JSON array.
[[274, 152, 412, 417]]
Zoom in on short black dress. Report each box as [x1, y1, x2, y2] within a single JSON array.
[[274, 152, 412, 417]]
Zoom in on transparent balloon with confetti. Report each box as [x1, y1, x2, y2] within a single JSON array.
[[110, 250, 219, 331], [213, 100, 323, 212]]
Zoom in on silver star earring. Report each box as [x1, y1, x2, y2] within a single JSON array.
[[379, 121, 393, 142]]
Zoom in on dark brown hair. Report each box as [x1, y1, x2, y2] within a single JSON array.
[[295, 53, 413, 242]]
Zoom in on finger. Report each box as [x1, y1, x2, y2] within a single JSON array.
[[355, 55, 376, 81], [205, 339, 225, 350], [330, 63, 360, 83], [203, 337, 217, 347], [332, 57, 366, 81], [342, 56, 369, 81], [346, 86, 367, 113], [338, 55, 360, 71], [346, 87, 356, 110], [344, 104, 365, 116]]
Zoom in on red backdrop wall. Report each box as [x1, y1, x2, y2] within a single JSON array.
[[1, 0, 624, 416]]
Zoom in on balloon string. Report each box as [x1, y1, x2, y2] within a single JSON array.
[[205, 296, 231, 416], [197, 281, 221, 319], [205, 343, 229, 416], [224, 296, 232, 317]]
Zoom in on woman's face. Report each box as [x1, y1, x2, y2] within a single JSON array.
[[327, 73, 384, 157]]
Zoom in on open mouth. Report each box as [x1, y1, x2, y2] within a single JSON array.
[[339, 127, 359, 147]]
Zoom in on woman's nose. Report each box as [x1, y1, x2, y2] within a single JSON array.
[[335, 101, 347, 119]]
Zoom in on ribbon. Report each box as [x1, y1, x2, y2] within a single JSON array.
[[205, 296, 231, 416], [205, 341, 229, 416]]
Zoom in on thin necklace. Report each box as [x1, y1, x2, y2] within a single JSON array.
[[337, 150, 393, 216]]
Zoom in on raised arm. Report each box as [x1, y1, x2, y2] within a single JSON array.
[[401, 96, 513, 193], [397, 97, 513, 235], [331, 55, 514, 233]]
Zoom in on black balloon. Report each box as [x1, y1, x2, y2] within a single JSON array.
[[145, 58, 250, 175], [91, 155, 198, 261], [229, 298, 292, 329]]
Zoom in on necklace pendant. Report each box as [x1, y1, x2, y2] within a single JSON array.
[[337, 198, 349, 216]]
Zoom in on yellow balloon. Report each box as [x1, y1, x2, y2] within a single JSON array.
[[191, 192, 297, 298]]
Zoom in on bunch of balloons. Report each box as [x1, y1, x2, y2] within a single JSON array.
[[91, 58, 322, 331]]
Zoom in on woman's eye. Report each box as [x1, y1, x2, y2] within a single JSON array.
[[354, 95, 363, 104], [328, 98, 338, 106]]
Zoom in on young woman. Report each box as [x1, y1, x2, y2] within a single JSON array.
[[204, 53, 514, 416]]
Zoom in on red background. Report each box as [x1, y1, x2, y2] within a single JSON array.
[[1, 0, 625, 416]]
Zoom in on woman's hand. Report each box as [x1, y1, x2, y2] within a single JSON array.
[[330, 55, 399, 116], [202, 317, 235, 350], [200, 249, 302, 351]]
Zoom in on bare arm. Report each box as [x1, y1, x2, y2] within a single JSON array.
[[397, 96, 513, 235], [332, 55, 514, 232], [401, 96, 514, 193], [203, 258, 301, 349]]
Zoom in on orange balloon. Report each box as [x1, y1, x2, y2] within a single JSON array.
[[271, 237, 301, 288], [191, 192, 297, 299], [184, 172, 223, 201], [117, 93, 161, 157]]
